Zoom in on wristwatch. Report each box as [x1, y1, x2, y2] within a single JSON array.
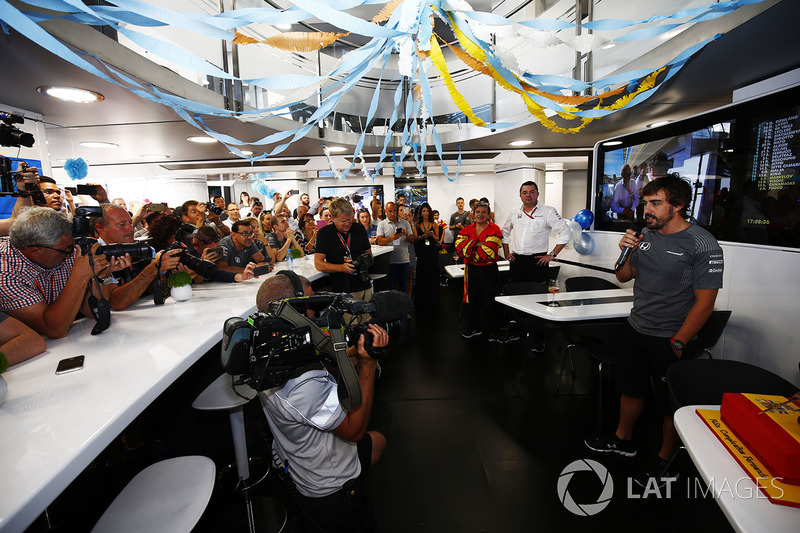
[[549, 249, 558, 258], [670, 337, 685, 351]]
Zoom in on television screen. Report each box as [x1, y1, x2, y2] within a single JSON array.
[[594, 85, 800, 249], [317, 184, 384, 216]]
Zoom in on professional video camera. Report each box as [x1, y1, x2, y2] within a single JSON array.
[[165, 222, 217, 280], [0, 112, 35, 148], [349, 251, 374, 283], [73, 206, 153, 260], [220, 290, 411, 410], [0, 157, 45, 205]]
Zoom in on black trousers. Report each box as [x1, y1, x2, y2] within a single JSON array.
[[465, 263, 499, 333], [509, 253, 550, 284]]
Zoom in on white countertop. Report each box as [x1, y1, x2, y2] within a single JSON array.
[[674, 405, 800, 533], [495, 288, 633, 322], [0, 248, 390, 532]]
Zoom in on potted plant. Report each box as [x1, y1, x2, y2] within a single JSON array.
[[167, 271, 193, 302], [0, 351, 8, 406]]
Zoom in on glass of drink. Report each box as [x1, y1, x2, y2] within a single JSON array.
[[548, 278, 560, 307]]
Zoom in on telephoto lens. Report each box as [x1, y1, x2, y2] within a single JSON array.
[[97, 243, 153, 261]]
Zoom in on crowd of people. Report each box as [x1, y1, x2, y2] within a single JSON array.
[[0, 167, 738, 531]]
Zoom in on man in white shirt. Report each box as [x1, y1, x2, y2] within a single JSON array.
[[502, 181, 572, 283], [612, 164, 638, 222]]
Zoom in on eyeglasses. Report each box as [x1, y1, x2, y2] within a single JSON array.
[[41, 188, 62, 196], [39, 243, 75, 255], [236, 231, 254, 238]]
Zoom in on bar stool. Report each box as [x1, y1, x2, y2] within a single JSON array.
[[193, 373, 269, 533], [91, 455, 215, 533]]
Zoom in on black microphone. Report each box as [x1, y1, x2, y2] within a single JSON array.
[[615, 228, 643, 272], [367, 290, 413, 322]]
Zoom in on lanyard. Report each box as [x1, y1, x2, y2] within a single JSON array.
[[337, 231, 351, 257], [522, 206, 538, 219]]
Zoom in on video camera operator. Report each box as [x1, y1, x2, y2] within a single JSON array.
[[314, 198, 373, 301], [255, 273, 388, 532], [0, 161, 40, 237], [92, 203, 183, 310]]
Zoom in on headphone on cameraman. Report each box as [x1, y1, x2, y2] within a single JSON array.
[[276, 270, 304, 297]]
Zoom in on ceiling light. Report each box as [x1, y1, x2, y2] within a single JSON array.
[[602, 140, 623, 147], [601, 43, 616, 50], [141, 154, 170, 160], [326, 146, 348, 153], [187, 136, 218, 144], [80, 141, 118, 149], [231, 150, 253, 156], [276, 23, 292, 30], [38, 86, 104, 103], [647, 120, 671, 129], [508, 140, 534, 147]]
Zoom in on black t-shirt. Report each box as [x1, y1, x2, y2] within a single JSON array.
[[315, 223, 371, 292]]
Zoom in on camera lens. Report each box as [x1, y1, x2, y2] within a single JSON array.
[[98, 243, 153, 261]]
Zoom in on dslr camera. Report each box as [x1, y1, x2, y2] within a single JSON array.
[[73, 206, 152, 260], [220, 291, 410, 407], [0, 157, 45, 205], [166, 223, 217, 280], [349, 251, 374, 283]]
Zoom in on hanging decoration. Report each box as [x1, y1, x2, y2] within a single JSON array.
[[64, 157, 88, 181], [322, 145, 344, 180], [0, 0, 770, 177], [252, 179, 278, 199]]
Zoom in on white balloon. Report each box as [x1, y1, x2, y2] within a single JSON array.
[[566, 220, 582, 243]]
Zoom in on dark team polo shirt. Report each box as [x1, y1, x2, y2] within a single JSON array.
[[315, 223, 371, 293]]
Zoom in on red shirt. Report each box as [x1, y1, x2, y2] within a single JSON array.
[[455, 223, 503, 266], [0, 237, 75, 310]]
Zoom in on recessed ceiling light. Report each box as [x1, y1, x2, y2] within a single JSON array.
[[602, 140, 623, 147], [231, 150, 253, 156], [647, 120, 671, 129], [187, 136, 218, 144], [276, 23, 292, 30], [141, 154, 170, 160], [80, 141, 118, 149], [38, 86, 104, 103], [508, 140, 534, 147], [326, 146, 348, 153], [601, 43, 616, 50], [464, 173, 475, 177]]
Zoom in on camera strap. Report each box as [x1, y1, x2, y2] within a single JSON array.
[[152, 254, 164, 305], [87, 254, 110, 335], [275, 304, 362, 411]]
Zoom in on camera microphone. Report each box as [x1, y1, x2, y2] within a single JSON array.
[[368, 290, 412, 322], [615, 228, 643, 272]]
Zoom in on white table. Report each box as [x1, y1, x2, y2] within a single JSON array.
[[674, 405, 800, 533], [0, 248, 391, 532], [444, 260, 510, 279], [495, 288, 633, 322]]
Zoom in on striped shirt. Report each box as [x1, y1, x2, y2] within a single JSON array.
[[0, 237, 76, 311]]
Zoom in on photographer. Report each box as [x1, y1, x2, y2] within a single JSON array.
[[179, 199, 230, 238], [0, 207, 124, 338], [255, 274, 388, 532], [0, 162, 39, 237], [314, 198, 373, 300], [93, 203, 182, 310]]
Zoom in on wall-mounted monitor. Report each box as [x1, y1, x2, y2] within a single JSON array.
[[317, 184, 384, 216], [593, 85, 800, 249]]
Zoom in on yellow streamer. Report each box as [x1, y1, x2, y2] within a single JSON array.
[[232, 31, 347, 52], [371, 0, 403, 24], [428, 35, 486, 127]]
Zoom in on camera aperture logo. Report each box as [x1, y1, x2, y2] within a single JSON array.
[[557, 459, 614, 516]]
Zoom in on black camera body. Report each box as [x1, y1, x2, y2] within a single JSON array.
[[166, 240, 217, 280], [207, 203, 223, 216], [350, 252, 374, 282], [73, 206, 152, 260], [0, 112, 34, 148]]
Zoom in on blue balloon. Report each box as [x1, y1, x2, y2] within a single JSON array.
[[573, 232, 595, 255], [574, 209, 595, 230]]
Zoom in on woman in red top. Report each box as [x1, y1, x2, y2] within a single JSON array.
[[455, 200, 503, 340]]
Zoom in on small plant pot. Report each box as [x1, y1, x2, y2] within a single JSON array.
[[170, 284, 193, 302]]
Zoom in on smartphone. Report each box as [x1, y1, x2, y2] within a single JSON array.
[[64, 186, 77, 195], [253, 264, 272, 277], [289, 189, 300, 195], [207, 246, 223, 260], [395, 228, 403, 235], [150, 202, 166, 212], [316, 220, 327, 230], [76, 184, 98, 195], [56, 355, 85, 375]]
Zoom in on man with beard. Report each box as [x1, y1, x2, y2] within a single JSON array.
[[585, 174, 724, 485]]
